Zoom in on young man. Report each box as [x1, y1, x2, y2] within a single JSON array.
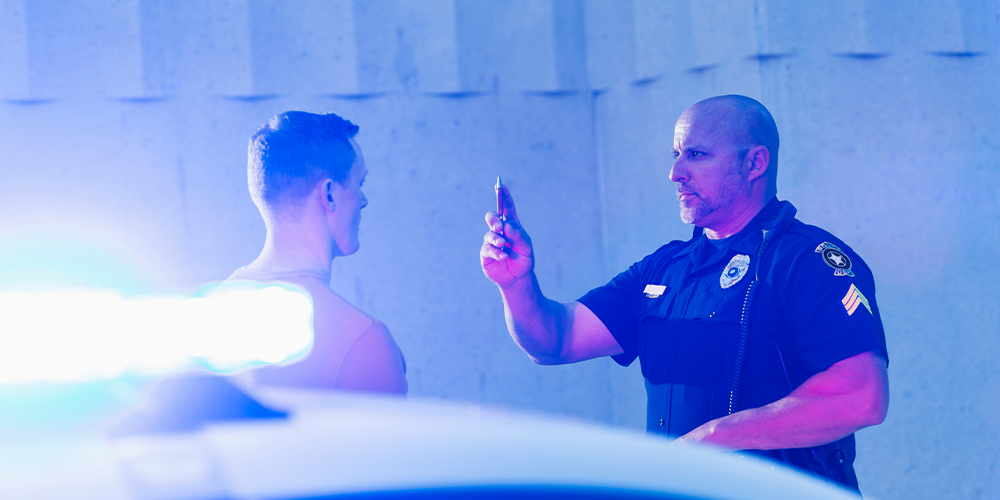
[[230, 111, 406, 395]]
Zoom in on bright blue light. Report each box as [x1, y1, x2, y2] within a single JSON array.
[[0, 283, 314, 385]]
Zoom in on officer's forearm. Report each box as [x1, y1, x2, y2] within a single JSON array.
[[499, 273, 572, 365], [681, 351, 889, 450]]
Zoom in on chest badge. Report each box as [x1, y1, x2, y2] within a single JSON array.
[[816, 242, 855, 277], [720, 254, 751, 289], [643, 284, 667, 298]]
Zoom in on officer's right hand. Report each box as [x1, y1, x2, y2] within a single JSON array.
[[481, 185, 534, 289]]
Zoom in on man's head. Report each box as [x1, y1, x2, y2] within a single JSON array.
[[248, 111, 368, 255], [670, 95, 779, 231]]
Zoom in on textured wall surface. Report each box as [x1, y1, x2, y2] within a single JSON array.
[[1, 1, 998, 498]]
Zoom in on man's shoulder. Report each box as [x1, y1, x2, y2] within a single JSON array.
[[770, 218, 875, 281], [226, 267, 377, 332], [779, 219, 862, 258]]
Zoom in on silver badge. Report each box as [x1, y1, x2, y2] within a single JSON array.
[[720, 254, 750, 289]]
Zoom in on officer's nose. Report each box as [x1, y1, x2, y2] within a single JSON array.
[[669, 158, 688, 183]]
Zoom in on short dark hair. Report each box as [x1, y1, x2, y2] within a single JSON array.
[[248, 111, 360, 210]]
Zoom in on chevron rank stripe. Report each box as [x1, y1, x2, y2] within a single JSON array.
[[841, 283, 872, 316]]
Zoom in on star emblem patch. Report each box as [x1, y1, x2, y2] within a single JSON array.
[[815, 242, 855, 277]]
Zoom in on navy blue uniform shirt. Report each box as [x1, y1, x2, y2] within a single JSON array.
[[579, 199, 888, 462]]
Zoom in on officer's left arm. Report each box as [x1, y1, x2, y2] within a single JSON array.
[[678, 349, 888, 450]]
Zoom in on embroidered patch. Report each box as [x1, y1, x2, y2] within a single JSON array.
[[815, 242, 855, 277], [643, 284, 666, 298], [720, 254, 751, 289], [841, 283, 872, 316]]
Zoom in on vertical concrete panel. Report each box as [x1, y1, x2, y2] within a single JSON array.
[[137, 0, 180, 97], [688, 0, 758, 66], [959, 0, 1000, 53], [351, 0, 400, 94], [352, 0, 462, 94], [0, 0, 30, 100], [551, 0, 589, 90], [502, 0, 560, 91], [632, 0, 694, 80], [749, 0, 840, 55], [455, 0, 563, 92], [684, 0, 764, 97], [394, 0, 462, 93], [583, 0, 636, 89], [456, 0, 589, 92], [22, 0, 145, 99], [247, 0, 359, 95], [863, 0, 968, 54], [137, 0, 256, 97], [202, 0, 254, 96], [820, 0, 873, 55]]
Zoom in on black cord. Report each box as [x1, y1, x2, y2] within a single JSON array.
[[728, 229, 772, 415]]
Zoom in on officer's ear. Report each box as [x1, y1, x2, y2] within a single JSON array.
[[745, 145, 770, 182]]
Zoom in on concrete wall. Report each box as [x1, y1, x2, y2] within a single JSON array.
[[1, 1, 998, 498]]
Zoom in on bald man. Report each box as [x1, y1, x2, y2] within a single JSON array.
[[481, 95, 888, 492]]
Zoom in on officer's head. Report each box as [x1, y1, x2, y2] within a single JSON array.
[[670, 95, 779, 230], [248, 111, 369, 256]]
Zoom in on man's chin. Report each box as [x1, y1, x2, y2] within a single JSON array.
[[679, 207, 712, 226], [679, 207, 698, 225]]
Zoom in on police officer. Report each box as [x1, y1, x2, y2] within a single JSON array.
[[480, 95, 888, 492]]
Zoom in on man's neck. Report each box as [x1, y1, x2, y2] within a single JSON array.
[[247, 220, 335, 283], [703, 196, 773, 240]]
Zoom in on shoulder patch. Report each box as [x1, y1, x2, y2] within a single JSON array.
[[815, 242, 855, 277], [842, 283, 872, 316]]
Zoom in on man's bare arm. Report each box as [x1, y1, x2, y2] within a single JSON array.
[[679, 350, 889, 450], [481, 185, 622, 365]]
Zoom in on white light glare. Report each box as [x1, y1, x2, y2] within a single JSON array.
[[0, 284, 313, 384]]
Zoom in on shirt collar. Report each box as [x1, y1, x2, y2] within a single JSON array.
[[674, 197, 794, 258]]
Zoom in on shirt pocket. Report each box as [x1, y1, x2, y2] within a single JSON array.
[[638, 285, 673, 321]]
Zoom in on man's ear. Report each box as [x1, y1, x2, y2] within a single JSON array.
[[322, 179, 336, 212], [746, 145, 770, 182]]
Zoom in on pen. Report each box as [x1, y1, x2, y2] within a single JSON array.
[[495, 176, 510, 248]]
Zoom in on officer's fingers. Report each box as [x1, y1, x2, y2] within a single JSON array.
[[485, 211, 503, 233], [500, 185, 522, 225], [480, 240, 509, 263], [483, 230, 508, 249]]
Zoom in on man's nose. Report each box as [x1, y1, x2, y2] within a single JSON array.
[[669, 159, 688, 183]]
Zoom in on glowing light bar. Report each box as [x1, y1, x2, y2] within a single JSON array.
[[0, 283, 313, 385]]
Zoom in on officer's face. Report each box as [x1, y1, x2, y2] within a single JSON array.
[[669, 107, 751, 229]]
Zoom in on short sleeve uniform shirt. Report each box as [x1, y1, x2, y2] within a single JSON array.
[[578, 199, 888, 438]]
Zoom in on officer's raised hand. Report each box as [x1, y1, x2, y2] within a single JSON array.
[[481, 184, 533, 289]]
